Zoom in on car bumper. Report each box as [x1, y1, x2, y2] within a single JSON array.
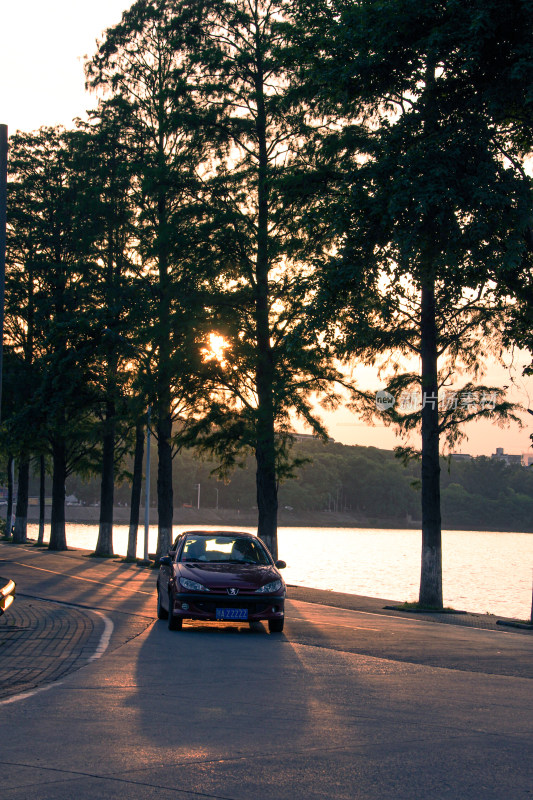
[[171, 591, 285, 622]]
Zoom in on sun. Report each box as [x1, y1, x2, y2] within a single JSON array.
[[202, 333, 230, 366]]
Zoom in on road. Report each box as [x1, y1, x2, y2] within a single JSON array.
[[1, 541, 532, 799]]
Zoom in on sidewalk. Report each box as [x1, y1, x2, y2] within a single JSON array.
[[286, 584, 533, 632], [0, 593, 103, 701]]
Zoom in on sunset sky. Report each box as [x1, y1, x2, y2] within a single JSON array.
[[2, 0, 532, 458]]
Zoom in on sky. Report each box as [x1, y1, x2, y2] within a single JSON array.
[[0, 0, 126, 133], [1, 0, 532, 458]]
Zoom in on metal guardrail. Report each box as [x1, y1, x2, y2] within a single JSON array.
[[0, 578, 15, 615]]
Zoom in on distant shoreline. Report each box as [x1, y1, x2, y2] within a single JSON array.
[[8, 505, 533, 534]]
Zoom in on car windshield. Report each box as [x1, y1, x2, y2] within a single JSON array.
[[179, 535, 271, 565]]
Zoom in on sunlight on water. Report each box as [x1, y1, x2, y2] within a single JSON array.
[[27, 523, 533, 620]]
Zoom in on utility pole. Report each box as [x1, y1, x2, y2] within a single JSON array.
[[0, 124, 8, 422]]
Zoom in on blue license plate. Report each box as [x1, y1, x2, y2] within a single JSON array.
[[216, 608, 248, 621]]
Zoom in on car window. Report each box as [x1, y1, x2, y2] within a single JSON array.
[[179, 535, 270, 565]]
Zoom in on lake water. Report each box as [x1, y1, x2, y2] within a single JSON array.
[[26, 523, 533, 621]]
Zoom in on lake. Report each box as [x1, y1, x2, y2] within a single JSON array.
[[26, 523, 533, 621]]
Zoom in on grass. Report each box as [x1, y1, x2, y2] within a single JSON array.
[[118, 556, 154, 566], [394, 601, 465, 614]]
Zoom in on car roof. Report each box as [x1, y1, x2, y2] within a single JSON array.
[[180, 530, 256, 538]]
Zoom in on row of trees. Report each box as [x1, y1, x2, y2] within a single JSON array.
[[2, 0, 533, 608]]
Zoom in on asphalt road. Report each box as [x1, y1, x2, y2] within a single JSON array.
[[1, 540, 532, 799]]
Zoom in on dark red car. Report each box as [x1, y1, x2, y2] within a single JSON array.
[[156, 530, 286, 632]]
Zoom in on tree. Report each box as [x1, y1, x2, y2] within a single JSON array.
[[71, 106, 139, 557], [181, 0, 344, 559], [294, 0, 532, 606], [0, 349, 33, 541], [86, 0, 220, 557], [6, 128, 102, 550], [4, 134, 46, 544]]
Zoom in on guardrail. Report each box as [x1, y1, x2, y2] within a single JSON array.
[[0, 578, 15, 615]]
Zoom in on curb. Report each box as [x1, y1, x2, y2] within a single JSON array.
[[383, 605, 467, 615], [497, 619, 533, 631]]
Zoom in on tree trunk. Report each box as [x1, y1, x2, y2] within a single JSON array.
[[155, 131, 173, 560], [95, 401, 115, 556], [49, 439, 67, 551], [255, 435, 278, 559], [13, 455, 30, 543], [37, 454, 45, 545], [253, 60, 278, 561], [127, 419, 145, 560], [156, 406, 173, 558], [5, 455, 14, 537], [419, 280, 443, 608]]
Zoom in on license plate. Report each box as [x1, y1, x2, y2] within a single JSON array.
[[216, 608, 248, 621]]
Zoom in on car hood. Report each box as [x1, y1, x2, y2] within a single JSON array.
[[176, 562, 282, 591]]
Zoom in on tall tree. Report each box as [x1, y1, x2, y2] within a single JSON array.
[[72, 106, 138, 557], [86, 0, 218, 557], [4, 136, 43, 544], [294, 0, 533, 605], [182, 0, 343, 559], [6, 128, 101, 550], [0, 350, 33, 541]]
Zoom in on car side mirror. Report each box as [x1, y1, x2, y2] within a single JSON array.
[[158, 556, 172, 567], [275, 560, 286, 569]]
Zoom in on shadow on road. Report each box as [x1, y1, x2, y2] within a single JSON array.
[[127, 616, 313, 763]]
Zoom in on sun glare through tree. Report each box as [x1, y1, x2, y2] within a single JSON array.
[[202, 334, 230, 367]]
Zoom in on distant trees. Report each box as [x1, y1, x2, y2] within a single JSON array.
[[61, 439, 533, 533]]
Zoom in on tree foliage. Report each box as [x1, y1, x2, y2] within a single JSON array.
[[292, 0, 533, 605], [3, 0, 533, 572]]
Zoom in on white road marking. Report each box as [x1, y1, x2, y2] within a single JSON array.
[[88, 609, 114, 661], [288, 613, 380, 632], [0, 679, 66, 706]]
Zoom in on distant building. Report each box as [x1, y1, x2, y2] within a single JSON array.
[[289, 431, 335, 443], [523, 454, 533, 467], [491, 447, 523, 466], [450, 453, 472, 461]]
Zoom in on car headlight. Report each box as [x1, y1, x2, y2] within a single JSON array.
[[256, 579, 282, 594], [179, 577, 209, 592]]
